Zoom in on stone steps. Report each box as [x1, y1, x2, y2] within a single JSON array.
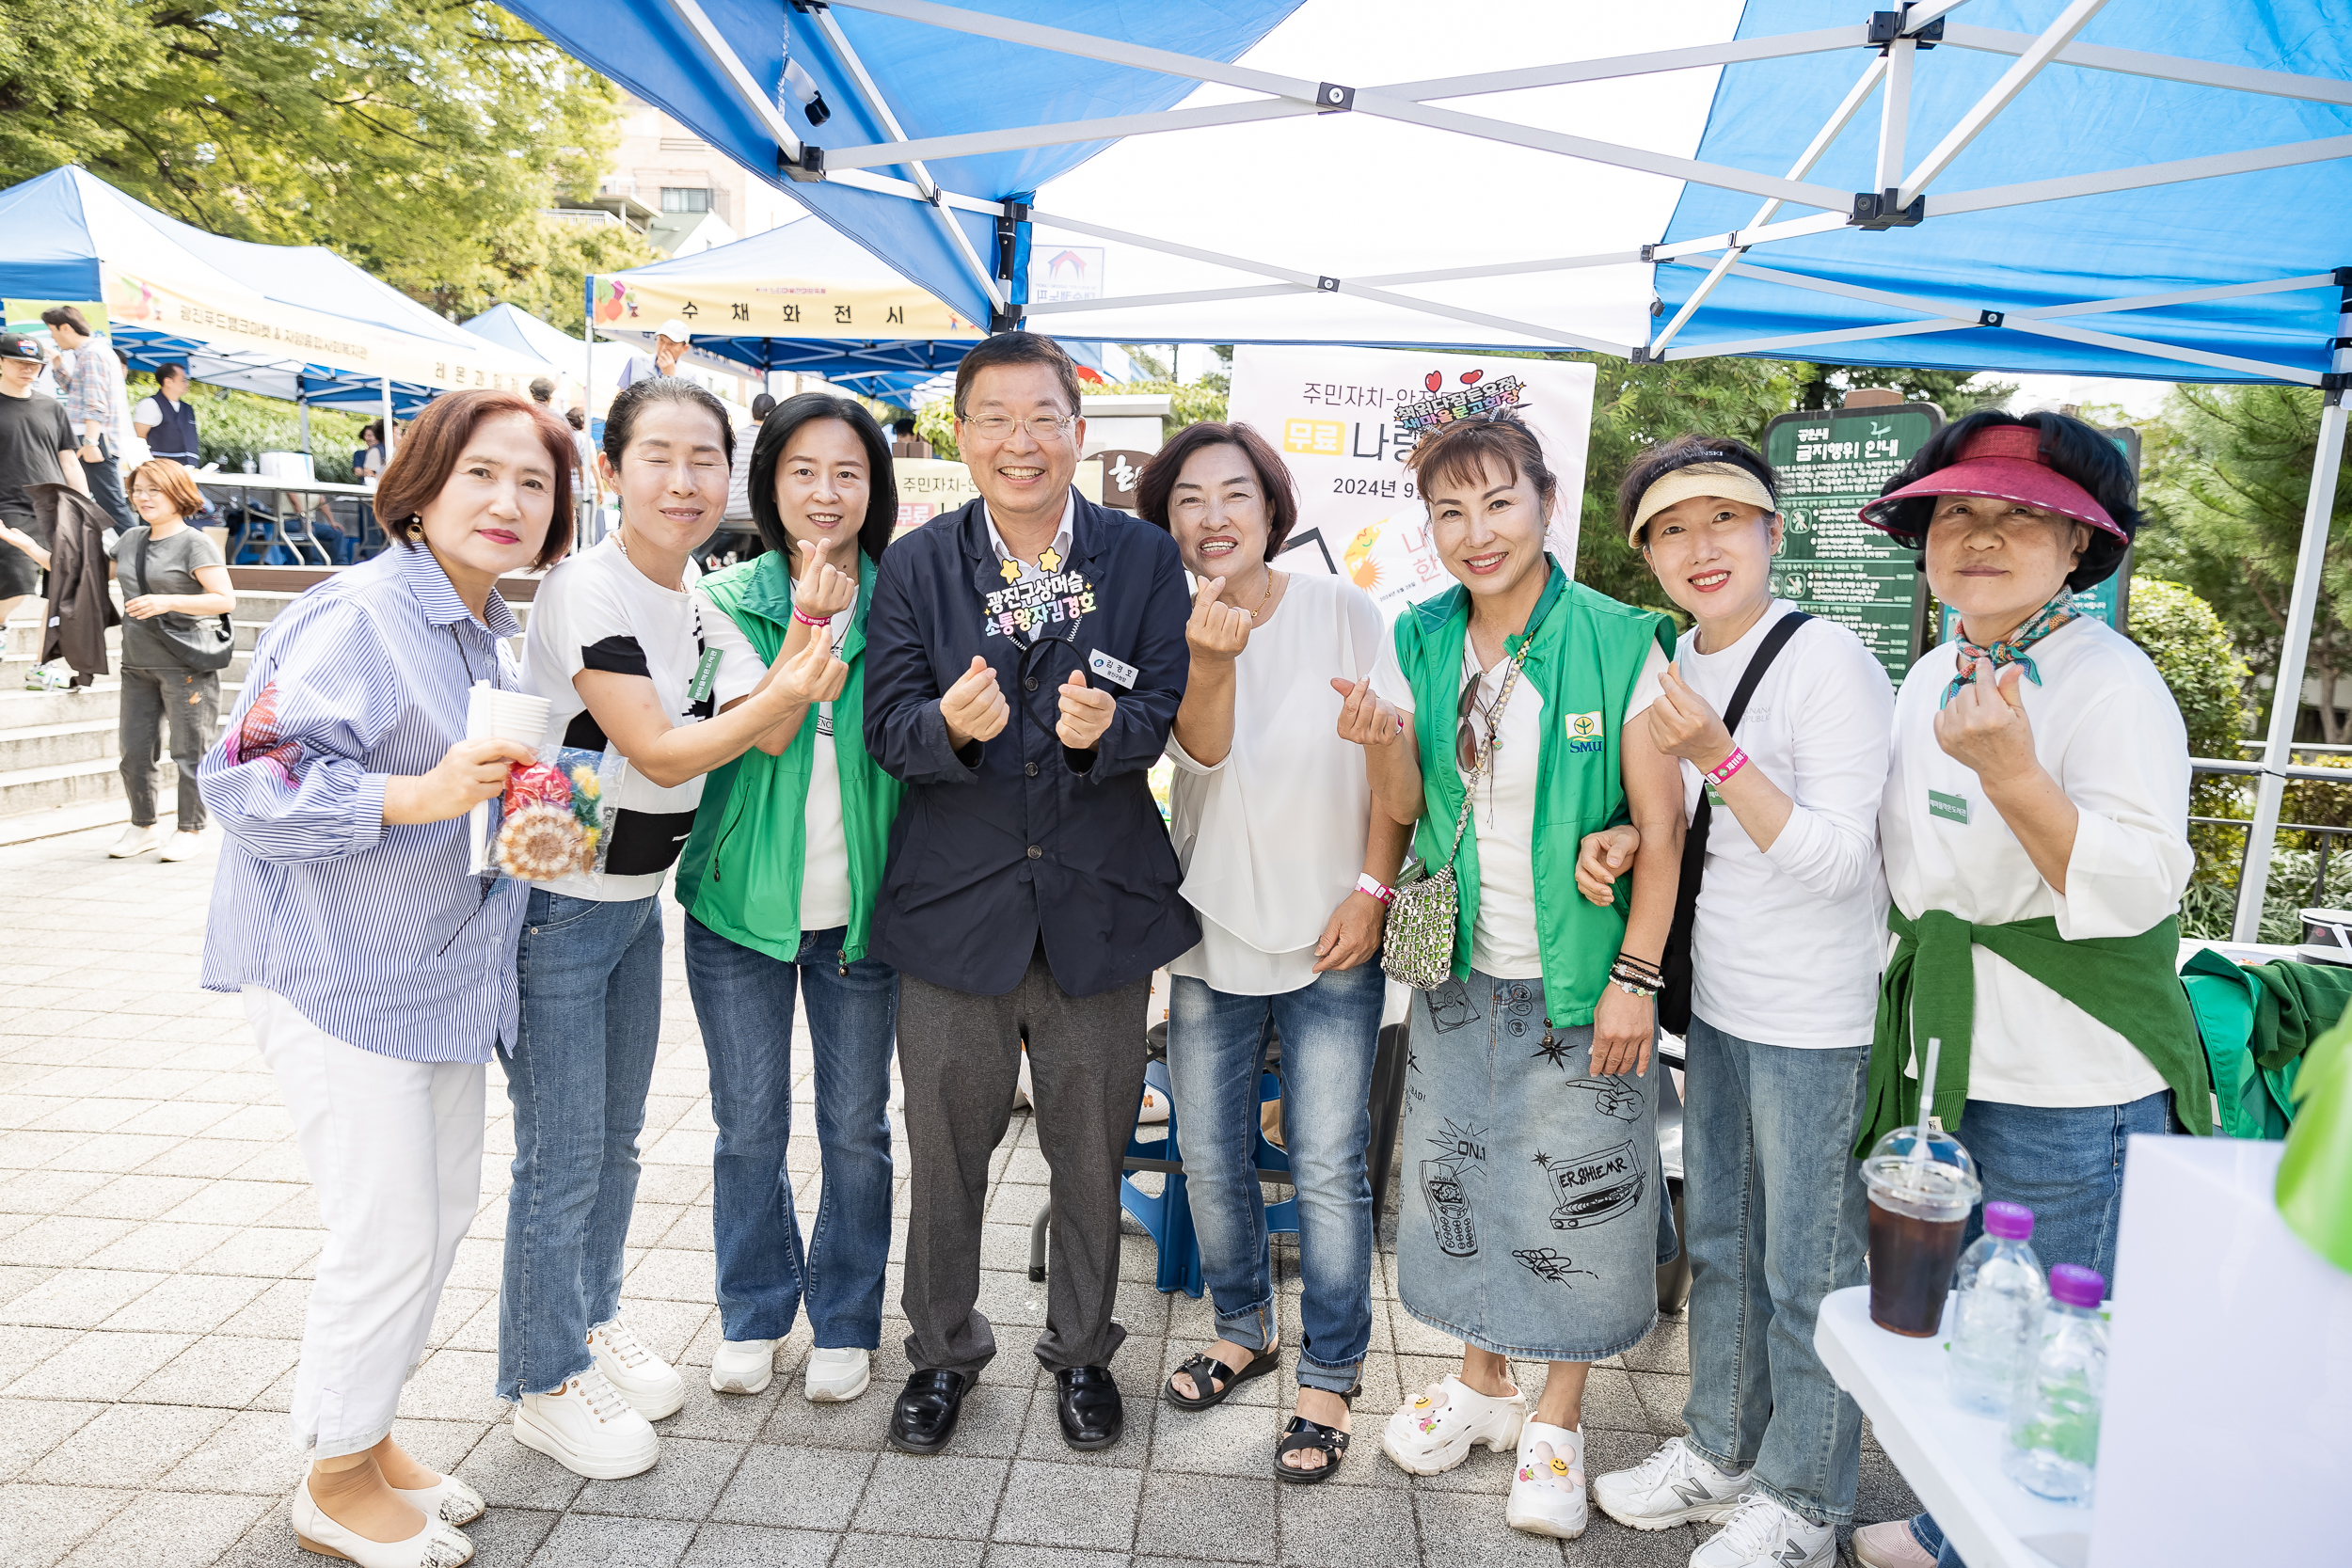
[[0, 573, 535, 837]]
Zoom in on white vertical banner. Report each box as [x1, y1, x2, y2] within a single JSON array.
[[1228, 345, 1597, 618]]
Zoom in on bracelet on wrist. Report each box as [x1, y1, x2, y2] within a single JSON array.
[[1612, 952, 1662, 978], [1356, 874, 1394, 906], [791, 607, 830, 628], [1703, 746, 1750, 786]]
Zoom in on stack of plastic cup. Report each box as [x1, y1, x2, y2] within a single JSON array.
[[463, 682, 551, 873]]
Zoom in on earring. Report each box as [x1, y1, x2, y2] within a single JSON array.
[[405, 517, 425, 541]]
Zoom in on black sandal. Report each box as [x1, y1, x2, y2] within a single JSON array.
[[1164, 1343, 1279, 1411], [1272, 1385, 1359, 1485]]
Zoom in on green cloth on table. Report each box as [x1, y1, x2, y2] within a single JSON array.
[[2246, 958, 2352, 1071], [1858, 906, 2213, 1155]]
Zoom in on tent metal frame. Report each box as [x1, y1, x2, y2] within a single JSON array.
[[715, 0, 2351, 940]]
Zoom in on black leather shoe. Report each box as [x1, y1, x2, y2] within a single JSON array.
[[1055, 1365, 1123, 1450], [888, 1369, 970, 1455]]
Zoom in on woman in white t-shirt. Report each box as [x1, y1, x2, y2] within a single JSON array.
[[1337, 412, 1685, 1542], [672, 393, 905, 1408], [1845, 412, 2201, 1568], [1576, 435, 1894, 1567], [502, 377, 839, 1481], [1137, 423, 1407, 1483]]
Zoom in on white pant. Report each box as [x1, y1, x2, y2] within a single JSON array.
[[246, 986, 485, 1459]]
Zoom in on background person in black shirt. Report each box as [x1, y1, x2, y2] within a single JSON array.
[[0, 334, 88, 632]]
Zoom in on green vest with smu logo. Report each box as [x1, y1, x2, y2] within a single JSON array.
[[674, 549, 901, 963], [1393, 562, 1675, 1025]]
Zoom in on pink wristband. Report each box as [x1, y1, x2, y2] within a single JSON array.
[[1704, 746, 1749, 786], [1357, 873, 1394, 905], [792, 608, 829, 628]]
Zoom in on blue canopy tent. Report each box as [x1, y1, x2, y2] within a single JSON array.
[[0, 166, 544, 417], [512, 1, 2349, 935]]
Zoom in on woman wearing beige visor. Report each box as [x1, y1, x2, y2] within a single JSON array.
[[1577, 434, 1894, 1568]]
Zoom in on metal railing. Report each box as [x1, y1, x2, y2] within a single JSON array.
[[2191, 752, 2352, 916]]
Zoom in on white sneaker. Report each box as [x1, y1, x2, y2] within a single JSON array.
[[586, 1317, 686, 1419], [292, 1474, 475, 1567], [1380, 1372, 1526, 1475], [159, 829, 203, 862], [709, 1338, 777, 1396], [109, 823, 166, 858], [512, 1367, 660, 1480], [804, 1345, 871, 1402], [1851, 1520, 1939, 1568], [1505, 1420, 1587, 1539], [1692, 1494, 1836, 1568], [1595, 1436, 1753, 1529]]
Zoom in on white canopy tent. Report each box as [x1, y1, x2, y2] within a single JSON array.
[[507, 0, 2352, 940]]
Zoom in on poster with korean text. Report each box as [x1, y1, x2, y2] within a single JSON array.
[[1228, 346, 1596, 618]]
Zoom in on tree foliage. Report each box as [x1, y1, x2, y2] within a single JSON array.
[[0, 0, 652, 330], [2140, 384, 2352, 741]]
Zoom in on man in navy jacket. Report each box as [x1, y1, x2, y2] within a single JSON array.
[[864, 333, 1196, 1457]]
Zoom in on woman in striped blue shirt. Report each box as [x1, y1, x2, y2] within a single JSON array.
[[200, 388, 576, 1568]]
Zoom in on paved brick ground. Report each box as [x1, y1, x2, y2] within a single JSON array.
[[0, 824, 1918, 1567]]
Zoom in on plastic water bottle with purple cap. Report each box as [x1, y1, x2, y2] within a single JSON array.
[[1945, 1200, 2046, 1417], [2003, 1263, 2108, 1505]]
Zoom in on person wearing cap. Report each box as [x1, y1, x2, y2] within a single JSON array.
[[1338, 410, 1684, 1542], [0, 332, 87, 633], [1845, 410, 2207, 1568], [616, 319, 694, 390], [1574, 434, 1893, 1568]]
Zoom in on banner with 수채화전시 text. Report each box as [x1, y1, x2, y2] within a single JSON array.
[[1227, 345, 1596, 618]]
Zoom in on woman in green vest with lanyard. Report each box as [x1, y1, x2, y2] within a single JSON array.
[[675, 392, 904, 1409], [1333, 411, 1685, 1542], [1846, 411, 2206, 1568]]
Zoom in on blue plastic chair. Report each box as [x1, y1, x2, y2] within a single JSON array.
[[1027, 1058, 1298, 1300]]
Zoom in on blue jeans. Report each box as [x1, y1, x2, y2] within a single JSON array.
[[1679, 1016, 1871, 1527], [1910, 1088, 2173, 1565], [684, 915, 898, 1349], [496, 891, 664, 1402], [1166, 964, 1384, 1395]]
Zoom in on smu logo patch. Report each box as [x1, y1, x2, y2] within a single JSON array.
[[1565, 710, 1605, 753]]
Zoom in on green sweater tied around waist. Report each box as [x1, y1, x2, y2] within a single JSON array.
[[1857, 905, 2213, 1156]]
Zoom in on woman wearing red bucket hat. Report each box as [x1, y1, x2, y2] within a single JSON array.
[[1849, 410, 2210, 1568]]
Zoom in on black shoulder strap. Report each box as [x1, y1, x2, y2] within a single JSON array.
[[130, 529, 149, 600], [1718, 610, 1813, 735], [1658, 610, 1813, 1035]]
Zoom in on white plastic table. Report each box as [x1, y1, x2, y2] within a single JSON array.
[[1814, 1287, 2093, 1568]]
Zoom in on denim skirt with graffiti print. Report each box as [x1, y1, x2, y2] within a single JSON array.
[[1397, 968, 1661, 1361]]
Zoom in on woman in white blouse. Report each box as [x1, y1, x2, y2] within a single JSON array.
[[1139, 422, 1409, 1483], [1846, 410, 2205, 1568]]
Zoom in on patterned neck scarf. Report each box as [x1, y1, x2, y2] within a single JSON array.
[[1943, 587, 2078, 707]]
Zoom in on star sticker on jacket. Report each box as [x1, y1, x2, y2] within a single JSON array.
[[999, 559, 1022, 582], [1038, 546, 1062, 573]]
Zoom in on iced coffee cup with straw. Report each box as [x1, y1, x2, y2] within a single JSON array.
[[1860, 1036, 1981, 1337]]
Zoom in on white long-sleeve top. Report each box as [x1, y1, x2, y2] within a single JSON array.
[[1677, 603, 1893, 1048], [1881, 615, 2188, 1107]]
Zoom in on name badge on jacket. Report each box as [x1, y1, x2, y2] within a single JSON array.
[[1088, 649, 1137, 689], [1928, 788, 1970, 825]]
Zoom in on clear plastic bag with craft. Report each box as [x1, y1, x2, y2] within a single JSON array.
[[490, 744, 628, 884]]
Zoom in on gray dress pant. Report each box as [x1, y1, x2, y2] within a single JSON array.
[[897, 944, 1151, 1378]]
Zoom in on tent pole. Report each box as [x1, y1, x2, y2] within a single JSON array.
[[380, 374, 394, 458], [2234, 388, 2350, 941]]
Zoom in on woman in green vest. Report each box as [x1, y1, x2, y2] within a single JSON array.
[[1334, 411, 1685, 1541], [675, 392, 904, 1409], [1847, 411, 2204, 1568]]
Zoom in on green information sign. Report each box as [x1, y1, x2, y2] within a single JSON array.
[[1762, 404, 1943, 685]]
